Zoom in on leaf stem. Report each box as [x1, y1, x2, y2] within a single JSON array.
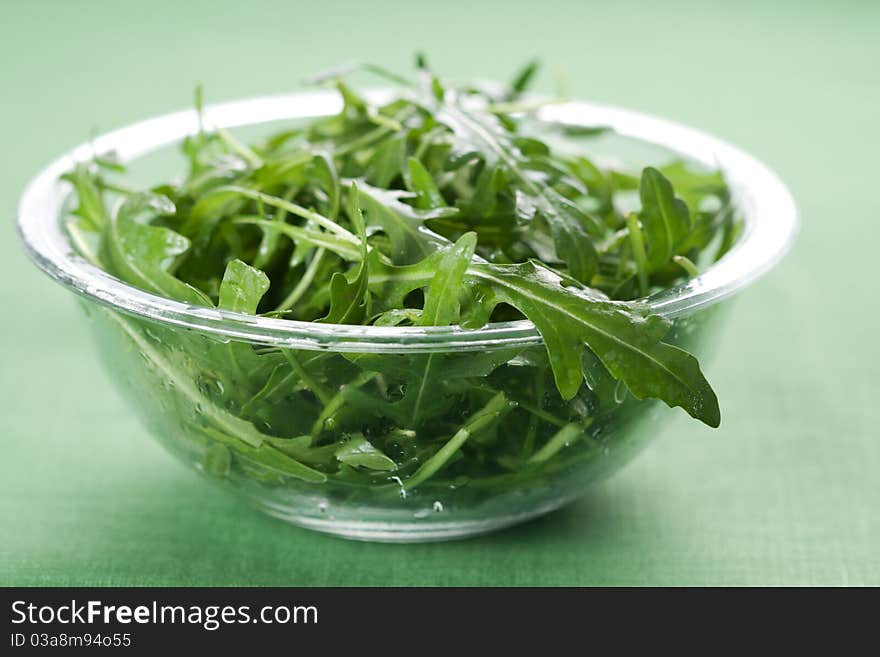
[[404, 392, 510, 490], [310, 370, 378, 436], [277, 248, 326, 311], [527, 419, 592, 464], [522, 374, 546, 455], [673, 254, 699, 277], [334, 107, 416, 156], [626, 212, 649, 297], [517, 400, 567, 428], [219, 186, 358, 244], [283, 351, 333, 406], [215, 126, 264, 169]]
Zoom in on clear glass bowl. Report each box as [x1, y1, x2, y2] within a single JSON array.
[[16, 91, 798, 541]]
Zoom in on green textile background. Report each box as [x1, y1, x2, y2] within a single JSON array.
[[1, 0, 877, 586]]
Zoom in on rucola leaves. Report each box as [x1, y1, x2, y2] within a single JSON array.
[[65, 57, 741, 493], [219, 259, 270, 314], [334, 434, 397, 471], [355, 181, 456, 264], [319, 183, 371, 324], [103, 193, 212, 306], [432, 90, 599, 282], [419, 232, 477, 326], [639, 166, 693, 270], [464, 261, 720, 426], [405, 156, 446, 210]]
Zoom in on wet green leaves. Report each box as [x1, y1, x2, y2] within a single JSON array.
[[103, 193, 212, 306], [219, 259, 270, 314], [639, 166, 693, 270], [465, 261, 720, 426], [64, 57, 740, 491], [319, 183, 370, 324]]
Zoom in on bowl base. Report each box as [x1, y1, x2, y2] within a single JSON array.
[[253, 497, 573, 543]]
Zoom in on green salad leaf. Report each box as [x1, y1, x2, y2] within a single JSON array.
[[103, 193, 213, 306], [465, 261, 720, 426], [420, 232, 477, 326], [219, 259, 270, 313], [63, 56, 741, 493], [639, 166, 693, 270], [319, 183, 371, 324]]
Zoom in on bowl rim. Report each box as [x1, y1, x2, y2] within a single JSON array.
[[16, 89, 798, 352]]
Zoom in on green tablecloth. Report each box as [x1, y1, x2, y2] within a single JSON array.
[[2, 0, 878, 586]]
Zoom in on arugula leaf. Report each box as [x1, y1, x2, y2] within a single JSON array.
[[507, 59, 540, 99], [356, 181, 456, 263], [419, 231, 477, 326], [203, 426, 327, 482], [364, 134, 406, 188], [307, 152, 341, 220], [639, 167, 693, 270], [465, 260, 720, 426], [103, 193, 213, 306], [64, 57, 741, 499], [234, 216, 363, 262], [319, 183, 371, 324], [334, 434, 397, 471], [432, 93, 600, 282], [405, 156, 446, 209], [61, 163, 109, 231], [362, 233, 476, 427], [218, 259, 270, 314]]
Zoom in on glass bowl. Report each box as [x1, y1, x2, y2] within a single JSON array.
[[16, 91, 797, 542]]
